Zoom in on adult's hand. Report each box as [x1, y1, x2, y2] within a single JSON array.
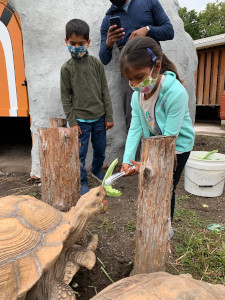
[[129, 27, 149, 40], [106, 25, 125, 49]]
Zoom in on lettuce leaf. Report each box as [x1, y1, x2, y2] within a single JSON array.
[[102, 158, 122, 197]]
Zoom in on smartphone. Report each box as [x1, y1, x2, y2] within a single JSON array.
[[109, 16, 122, 30]]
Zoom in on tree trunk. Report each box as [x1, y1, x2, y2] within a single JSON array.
[[38, 127, 80, 211], [49, 118, 67, 128], [133, 135, 176, 274]]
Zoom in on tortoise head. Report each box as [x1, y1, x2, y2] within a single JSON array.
[[74, 186, 107, 220]]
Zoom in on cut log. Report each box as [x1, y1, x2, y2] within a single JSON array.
[[49, 118, 67, 128], [133, 135, 176, 274], [38, 127, 80, 211]]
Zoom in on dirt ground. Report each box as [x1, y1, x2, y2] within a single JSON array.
[[0, 135, 225, 299]]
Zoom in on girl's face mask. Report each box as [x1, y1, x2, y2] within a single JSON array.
[[68, 45, 87, 59], [129, 68, 158, 94]]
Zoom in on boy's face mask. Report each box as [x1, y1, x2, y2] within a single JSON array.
[[129, 68, 158, 94], [110, 0, 126, 8], [68, 45, 87, 59]]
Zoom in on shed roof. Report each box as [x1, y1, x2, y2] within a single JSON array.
[[194, 34, 225, 50]]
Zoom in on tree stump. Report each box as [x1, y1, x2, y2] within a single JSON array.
[[49, 118, 67, 128], [38, 127, 80, 211], [133, 135, 176, 274]]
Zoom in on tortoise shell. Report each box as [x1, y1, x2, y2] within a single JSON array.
[[0, 195, 73, 300], [91, 272, 225, 300]]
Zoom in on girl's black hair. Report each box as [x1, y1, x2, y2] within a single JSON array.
[[66, 19, 89, 41], [120, 36, 181, 82]]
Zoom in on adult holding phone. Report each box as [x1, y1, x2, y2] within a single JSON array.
[[99, 0, 174, 136]]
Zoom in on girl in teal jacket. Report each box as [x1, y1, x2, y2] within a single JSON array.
[[120, 36, 195, 228]]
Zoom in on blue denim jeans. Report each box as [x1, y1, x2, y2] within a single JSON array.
[[78, 116, 106, 183]]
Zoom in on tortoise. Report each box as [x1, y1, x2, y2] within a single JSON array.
[[0, 186, 107, 300], [91, 272, 225, 300]]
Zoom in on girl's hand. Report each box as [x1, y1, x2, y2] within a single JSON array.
[[105, 121, 114, 131], [121, 163, 133, 175], [71, 125, 82, 135], [130, 160, 141, 173]]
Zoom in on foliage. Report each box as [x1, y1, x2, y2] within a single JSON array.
[[178, 0, 225, 40], [199, 1, 225, 38], [29, 192, 38, 198], [124, 220, 136, 232], [168, 195, 225, 284], [178, 7, 200, 40], [98, 217, 116, 232]]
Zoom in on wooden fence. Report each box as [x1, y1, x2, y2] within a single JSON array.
[[195, 46, 225, 106]]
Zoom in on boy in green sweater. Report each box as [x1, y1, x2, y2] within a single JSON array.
[[60, 19, 114, 195]]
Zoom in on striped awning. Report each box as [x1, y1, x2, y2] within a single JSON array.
[[0, 0, 29, 117]]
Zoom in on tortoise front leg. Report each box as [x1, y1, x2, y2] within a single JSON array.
[[63, 234, 98, 285], [50, 279, 76, 300]]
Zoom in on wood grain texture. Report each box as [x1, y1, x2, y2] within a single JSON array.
[[197, 51, 205, 105], [203, 51, 212, 105], [133, 136, 176, 274], [49, 118, 67, 128], [38, 127, 80, 211], [210, 49, 219, 105], [217, 48, 225, 105]]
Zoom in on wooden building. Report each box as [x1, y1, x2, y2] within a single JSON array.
[[194, 34, 225, 109]]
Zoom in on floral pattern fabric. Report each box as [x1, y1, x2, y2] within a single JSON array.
[[139, 75, 165, 136]]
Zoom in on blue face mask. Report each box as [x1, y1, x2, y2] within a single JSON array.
[[68, 45, 87, 59]]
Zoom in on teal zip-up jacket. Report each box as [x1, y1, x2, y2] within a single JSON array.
[[123, 71, 195, 164]]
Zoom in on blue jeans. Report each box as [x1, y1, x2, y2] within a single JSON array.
[[78, 116, 106, 183]]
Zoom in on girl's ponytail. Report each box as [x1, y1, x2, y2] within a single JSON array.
[[161, 53, 182, 83]]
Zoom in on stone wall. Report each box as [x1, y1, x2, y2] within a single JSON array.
[[11, 0, 198, 177]]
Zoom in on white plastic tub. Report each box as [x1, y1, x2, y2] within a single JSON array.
[[184, 151, 225, 197]]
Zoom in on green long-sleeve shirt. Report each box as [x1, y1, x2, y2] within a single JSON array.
[[60, 54, 113, 127]]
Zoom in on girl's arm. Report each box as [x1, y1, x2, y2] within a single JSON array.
[[123, 96, 143, 165], [163, 89, 189, 136]]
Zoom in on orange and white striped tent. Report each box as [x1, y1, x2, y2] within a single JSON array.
[[0, 0, 29, 117]]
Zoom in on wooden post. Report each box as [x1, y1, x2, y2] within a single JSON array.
[[38, 127, 80, 211], [197, 51, 205, 105], [133, 135, 176, 275], [210, 49, 219, 105], [49, 118, 67, 128]]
